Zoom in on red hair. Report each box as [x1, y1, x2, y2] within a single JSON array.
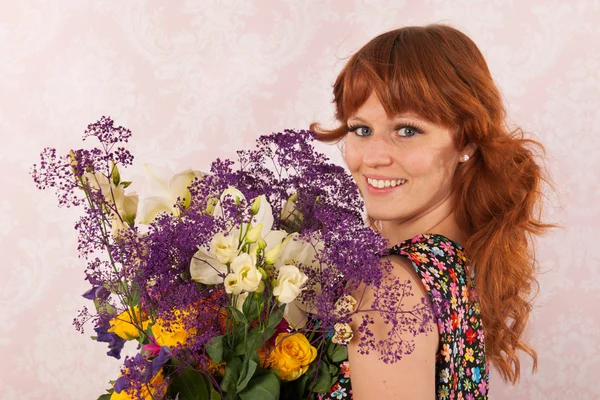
[[311, 24, 556, 384]]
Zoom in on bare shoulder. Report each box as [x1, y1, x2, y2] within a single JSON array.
[[348, 255, 439, 399]]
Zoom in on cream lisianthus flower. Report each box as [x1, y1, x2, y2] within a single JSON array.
[[224, 272, 244, 295], [82, 171, 121, 202], [82, 171, 138, 236], [190, 228, 240, 285], [230, 253, 263, 293], [211, 230, 240, 265], [275, 232, 327, 325], [109, 192, 138, 237], [138, 165, 207, 224], [191, 191, 289, 285], [273, 264, 308, 304], [235, 292, 249, 312], [118, 192, 139, 226]]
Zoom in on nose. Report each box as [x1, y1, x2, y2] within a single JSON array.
[[362, 135, 393, 167]]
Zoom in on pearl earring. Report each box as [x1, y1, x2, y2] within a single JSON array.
[[462, 154, 470, 162]]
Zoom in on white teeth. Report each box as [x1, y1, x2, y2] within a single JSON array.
[[367, 178, 406, 188]]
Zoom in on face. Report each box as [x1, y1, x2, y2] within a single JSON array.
[[343, 93, 468, 224]]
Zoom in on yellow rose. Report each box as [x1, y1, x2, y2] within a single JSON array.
[[265, 332, 317, 381], [108, 306, 150, 340], [151, 309, 196, 348], [111, 369, 166, 400]]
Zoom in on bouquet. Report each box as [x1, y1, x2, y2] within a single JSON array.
[[31, 117, 434, 399]]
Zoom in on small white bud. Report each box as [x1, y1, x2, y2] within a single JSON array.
[[245, 223, 263, 244], [250, 196, 261, 215]]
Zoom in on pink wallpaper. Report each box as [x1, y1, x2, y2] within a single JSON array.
[[1, 1, 598, 398]]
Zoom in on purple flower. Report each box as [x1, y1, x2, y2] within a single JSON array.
[[34, 120, 437, 383], [94, 321, 125, 360]]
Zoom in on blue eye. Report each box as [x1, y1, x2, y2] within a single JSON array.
[[398, 125, 422, 137], [346, 123, 424, 138], [347, 125, 372, 136]]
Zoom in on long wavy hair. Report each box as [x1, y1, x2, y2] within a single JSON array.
[[311, 24, 556, 384]]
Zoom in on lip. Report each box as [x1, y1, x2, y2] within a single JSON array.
[[364, 175, 407, 195]]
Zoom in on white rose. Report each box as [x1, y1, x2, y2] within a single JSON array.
[[230, 253, 262, 292], [331, 323, 353, 345], [273, 264, 308, 304]]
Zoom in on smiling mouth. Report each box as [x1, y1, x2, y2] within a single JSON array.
[[366, 177, 407, 189]]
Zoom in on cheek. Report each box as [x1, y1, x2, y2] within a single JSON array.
[[343, 143, 361, 172], [401, 150, 437, 176], [402, 149, 456, 180]]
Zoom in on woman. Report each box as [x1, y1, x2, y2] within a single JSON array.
[[312, 24, 554, 399]]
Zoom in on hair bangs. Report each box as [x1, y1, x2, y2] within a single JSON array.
[[336, 29, 458, 127]]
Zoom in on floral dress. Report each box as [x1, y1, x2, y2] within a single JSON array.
[[320, 233, 490, 400]]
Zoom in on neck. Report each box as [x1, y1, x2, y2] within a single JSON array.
[[377, 194, 466, 248]]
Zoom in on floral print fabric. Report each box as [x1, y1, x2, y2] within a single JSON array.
[[320, 233, 489, 400]]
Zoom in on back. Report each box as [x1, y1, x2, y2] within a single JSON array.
[[320, 233, 490, 399]]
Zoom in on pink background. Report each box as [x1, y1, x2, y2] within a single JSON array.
[[1, 1, 598, 398]]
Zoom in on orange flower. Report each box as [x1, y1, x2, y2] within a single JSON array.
[[262, 333, 317, 381]]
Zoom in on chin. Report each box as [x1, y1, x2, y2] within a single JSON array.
[[365, 209, 405, 222]]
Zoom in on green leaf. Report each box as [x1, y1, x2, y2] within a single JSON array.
[[121, 181, 132, 188], [210, 387, 222, 400], [93, 298, 115, 315], [167, 367, 211, 399], [326, 343, 348, 363], [221, 356, 243, 394], [236, 359, 258, 393], [310, 360, 340, 393], [207, 335, 225, 364], [265, 305, 285, 332], [238, 371, 280, 400], [96, 394, 112, 400], [242, 293, 261, 322], [229, 306, 248, 325], [125, 283, 141, 308]]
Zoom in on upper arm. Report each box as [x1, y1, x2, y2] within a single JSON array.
[[348, 254, 439, 399]]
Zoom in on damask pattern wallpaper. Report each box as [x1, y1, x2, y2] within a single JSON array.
[[1, 1, 598, 399]]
